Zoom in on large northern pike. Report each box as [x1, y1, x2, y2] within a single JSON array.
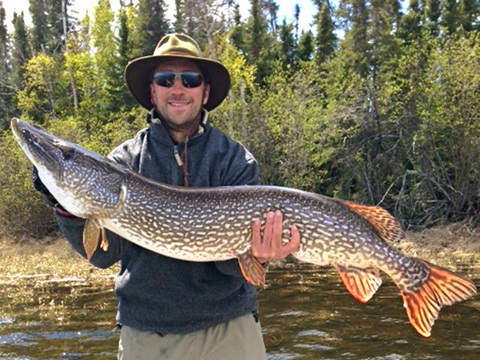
[[11, 118, 476, 337]]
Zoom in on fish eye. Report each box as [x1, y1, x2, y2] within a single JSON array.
[[60, 145, 75, 160]]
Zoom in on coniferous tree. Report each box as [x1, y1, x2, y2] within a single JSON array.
[[441, 0, 459, 36], [0, 1, 14, 128], [173, 0, 184, 33], [297, 30, 314, 61], [29, 0, 49, 54], [425, 0, 442, 37], [247, 0, 268, 61], [397, 0, 423, 44], [46, 0, 66, 53], [278, 19, 295, 70], [117, 0, 136, 110], [130, 0, 169, 57], [230, 3, 246, 53], [458, 0, 480, 32], [11, 12, 31, 89], [314, 0, 336, 64]]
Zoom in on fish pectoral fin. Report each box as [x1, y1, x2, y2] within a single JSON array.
[[237, 251, 266, 286], [336, 265, 382, 303], [401, 259, 477, 338], [83, 219, 108, 260], [339, 200, 404, 243]]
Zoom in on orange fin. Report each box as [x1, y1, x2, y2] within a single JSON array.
[[237, 251, 266, 286], [336, 265, 382, 303], [83, 219, 102, 260], [401, 259, 477, 337], [339, 200, 404, 243], [99, 228, 109, 252]]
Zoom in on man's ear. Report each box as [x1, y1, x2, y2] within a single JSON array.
[[150, 84, 156, 106], [203, 83, 210, 106]]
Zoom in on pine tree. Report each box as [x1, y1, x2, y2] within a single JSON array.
[[459, 0, 480, 32], [278, 19, 295, 70], [425, 0, 442, 37], [173, 0, 184, 33], [0, 1, 14, 129], [314, 0, 336, 65], [297, 30, 314, 61], [230, 3, 246, 53], [11, 12, 31, 88], [441, 0, 459, 36], [247, 0, 268, 61], [397, 0, 423, 44], [130, 0, 169, 57]]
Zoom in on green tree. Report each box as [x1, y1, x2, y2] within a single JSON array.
[[441, 0, 459, 36], [458, 0, 480, 32], [130, 0, 169, 57], [425, 0, 442, 37], [0, 1, 14, 129], [29, 0, 49, 53], [11, 12, 31, 89], [278, 19, 295, 70], [314, 0, 336, 64], [297, 30, 314, 61], [173, 0, 184, 32], [397, 0, 423, 43]]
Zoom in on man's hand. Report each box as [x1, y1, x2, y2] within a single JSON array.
[[251, 210, 300, 264]]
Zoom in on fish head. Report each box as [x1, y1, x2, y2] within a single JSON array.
[[11, 118, 124, 217]]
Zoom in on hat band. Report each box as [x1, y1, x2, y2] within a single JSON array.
[[157, 50, 198, 57]]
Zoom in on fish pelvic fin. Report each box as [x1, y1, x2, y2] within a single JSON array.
[[336, 265, 382, 303], [83, 219, 108, 260], [237, 250, 266, 286], [339, 200, 404, 243], [401, 259, 477, 337]]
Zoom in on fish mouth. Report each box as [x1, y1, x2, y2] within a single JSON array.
[[10, 118, 64, 172]]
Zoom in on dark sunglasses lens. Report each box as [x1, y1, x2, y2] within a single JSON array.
[[153, 72, 176, 87], [153, 72, 203, 88], [180, 73, 203, 88]]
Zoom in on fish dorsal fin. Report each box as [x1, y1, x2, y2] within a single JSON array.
[[336, 265, 382, 303], [339, 200, 404, 243]]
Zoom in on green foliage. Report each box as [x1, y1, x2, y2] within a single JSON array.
[[3, 0, 480, 240], [0, 132, 57, 239]]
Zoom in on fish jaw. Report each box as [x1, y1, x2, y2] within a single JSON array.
[[11, 118, 125, 218]]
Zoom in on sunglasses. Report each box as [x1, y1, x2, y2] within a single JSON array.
[[152, 71, 204, 88]]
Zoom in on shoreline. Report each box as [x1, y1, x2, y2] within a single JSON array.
[[1, 222, 479, 284]]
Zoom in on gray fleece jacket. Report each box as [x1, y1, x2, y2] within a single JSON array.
[[56, 110, 261, 334]]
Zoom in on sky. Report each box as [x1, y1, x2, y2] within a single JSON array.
[[3, 0, 318, 33]]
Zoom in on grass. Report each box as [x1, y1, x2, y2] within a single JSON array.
[[1, 221, 479, 282]]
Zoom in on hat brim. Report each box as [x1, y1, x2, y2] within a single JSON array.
[[125, 54, 231, 111]]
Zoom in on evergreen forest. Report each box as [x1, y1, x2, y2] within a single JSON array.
[[1, 0, 480, 239]]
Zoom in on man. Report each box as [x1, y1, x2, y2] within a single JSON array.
[[34, 33, 300, 359]]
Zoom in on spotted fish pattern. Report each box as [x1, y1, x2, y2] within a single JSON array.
[[11, 118, 477, 338]]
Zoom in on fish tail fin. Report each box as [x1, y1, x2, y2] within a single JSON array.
[[401, 260, 477, 337]]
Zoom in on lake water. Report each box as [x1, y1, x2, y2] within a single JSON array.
[[0, 263, 479, 359]]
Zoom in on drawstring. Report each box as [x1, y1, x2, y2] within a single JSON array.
[[173, 138, 189, 188], [182, 136, 189, 187]]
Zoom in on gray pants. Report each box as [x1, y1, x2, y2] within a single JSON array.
[[118, 312, 267, 360]]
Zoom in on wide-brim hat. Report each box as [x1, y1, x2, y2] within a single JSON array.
[[125, 33, 231, 111]]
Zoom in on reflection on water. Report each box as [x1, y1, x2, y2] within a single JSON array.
[[0, 263, 478, 359]]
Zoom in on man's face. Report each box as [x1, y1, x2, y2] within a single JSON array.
[[150, 58, 210, 133]]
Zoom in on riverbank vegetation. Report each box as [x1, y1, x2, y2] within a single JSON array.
[[1, 1, 480, 241]]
